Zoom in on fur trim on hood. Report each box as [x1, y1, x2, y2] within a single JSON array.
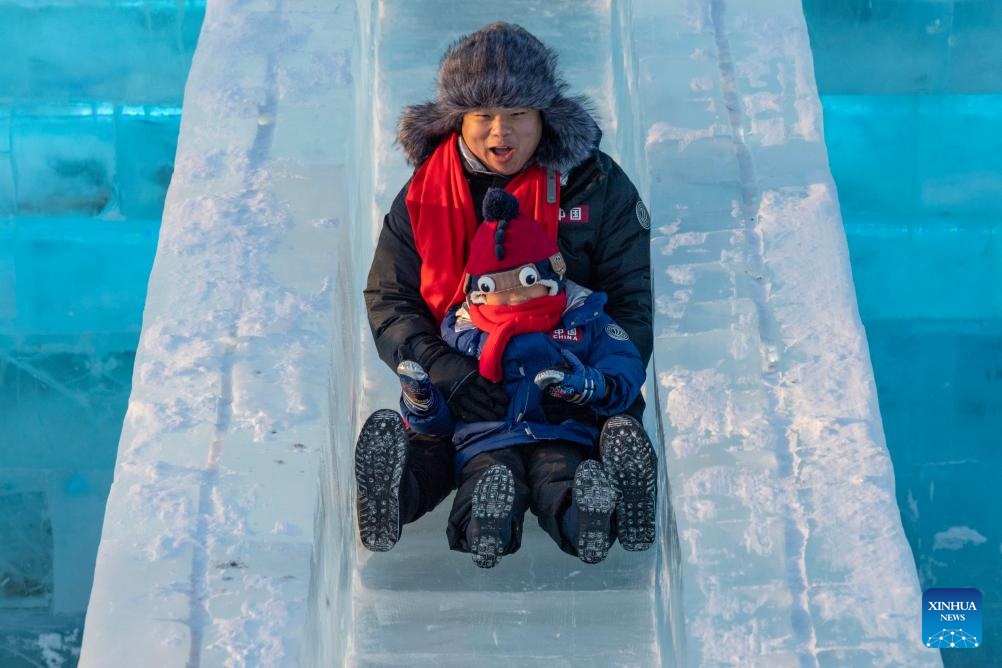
[[398, 22, 601, 174]]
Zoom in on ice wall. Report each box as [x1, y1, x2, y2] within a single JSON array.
[[632, 1, 937, 664], [80, 0, 934, 665], [79, 0, 359, 664], [2, 3, 204, 665]]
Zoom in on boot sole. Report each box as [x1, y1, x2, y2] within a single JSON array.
[[573, 460, 618, 564], [599, 415, 657, 551], [355, 409, 408, 552], [471, 465, 515, 569]]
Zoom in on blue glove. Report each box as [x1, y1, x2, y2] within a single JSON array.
[[534, 350, 608, 405], [397, 360, 440, 415]]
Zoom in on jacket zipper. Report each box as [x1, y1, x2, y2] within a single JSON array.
[[516, 364, 530, 422]]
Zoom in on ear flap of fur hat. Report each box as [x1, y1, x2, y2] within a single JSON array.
[[398, 22, 600, 173]]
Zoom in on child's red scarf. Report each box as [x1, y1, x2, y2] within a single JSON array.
[[405, 133, 560, 323], [467, 294, 568, 383]]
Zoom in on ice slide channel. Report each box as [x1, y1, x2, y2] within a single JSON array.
[[79, 0, 936, 666]]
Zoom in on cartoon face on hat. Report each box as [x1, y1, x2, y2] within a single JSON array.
[[464, 189, 566, 306]]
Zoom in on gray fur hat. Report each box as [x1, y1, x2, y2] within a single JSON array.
[[398, 22, 601, 174]]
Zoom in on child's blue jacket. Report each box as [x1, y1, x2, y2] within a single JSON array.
[[402, 283, 645, 476]]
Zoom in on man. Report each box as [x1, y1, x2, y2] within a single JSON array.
[[360, 22, 653, 551]]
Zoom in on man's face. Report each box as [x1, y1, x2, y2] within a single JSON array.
[[461, 108, 543, 176]]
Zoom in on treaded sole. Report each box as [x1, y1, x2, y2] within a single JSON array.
[[599, 415, 657, 551], [470, 464, 515, 569], [355, 409, 408, 552], [573, 459, 618, 564]]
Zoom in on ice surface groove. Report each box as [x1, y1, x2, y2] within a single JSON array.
[[355, 409, 407, 552], [184, 335, 235, 668], [179, 8, 288, 662], [707, 0, 819, 664]]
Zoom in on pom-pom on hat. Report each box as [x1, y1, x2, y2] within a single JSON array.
[[464, 190, 566, 299], [482, 188, 520, 228]]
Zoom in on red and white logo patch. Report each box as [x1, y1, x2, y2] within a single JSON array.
[[550, 327, 582, 342], [558, 205, 590, 223]]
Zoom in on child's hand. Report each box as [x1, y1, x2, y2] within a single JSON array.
[[397, 360, 437, 414], [534, 350, 609, 405]]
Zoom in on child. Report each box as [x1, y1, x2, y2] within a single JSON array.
[[356, 189, 657, 567]]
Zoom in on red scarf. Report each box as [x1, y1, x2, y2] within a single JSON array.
[[405, 133, 560, 323], [467, 293, 567, 382]]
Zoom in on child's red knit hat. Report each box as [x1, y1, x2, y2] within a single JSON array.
[[465, 189, 562, 279]]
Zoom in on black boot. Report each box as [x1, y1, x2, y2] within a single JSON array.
[[469, 464, 516, 569], [354, 409, 408, 552], [572, 459, 619, 564], [599, 415, 657, 551]]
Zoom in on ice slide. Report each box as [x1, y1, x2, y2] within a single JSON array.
[[79, 0, 937, 666]]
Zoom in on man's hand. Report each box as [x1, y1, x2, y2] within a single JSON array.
[[427, 352, 509, 422], [534, 350, 609, 405]]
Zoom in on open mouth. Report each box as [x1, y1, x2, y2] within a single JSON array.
[[489, 146, 515, 162]]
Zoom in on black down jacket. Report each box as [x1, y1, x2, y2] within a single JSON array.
[[363, 149, 653, 422]]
